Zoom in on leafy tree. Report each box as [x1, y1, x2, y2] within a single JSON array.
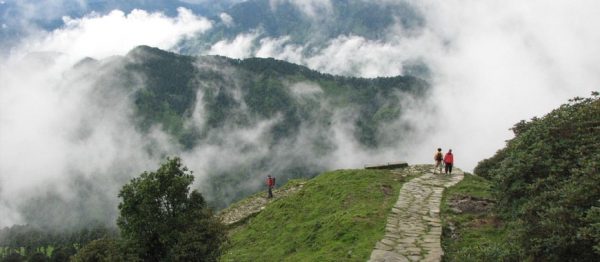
[[117, 157, 226, 262]]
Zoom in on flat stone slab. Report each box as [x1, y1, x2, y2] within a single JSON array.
[[422, 237, 440, 243], [407, 255, 422, 261], [369, 250, 409, 262], [376, 241, 395, 251], [366, 162, 409, 170], [381, 238, 396, 246]]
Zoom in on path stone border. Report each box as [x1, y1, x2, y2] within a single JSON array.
[[369, 166, 464, 262]]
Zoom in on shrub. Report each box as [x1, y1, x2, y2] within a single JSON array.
[[71, 238, 136, 262], [474, 94, 600, 260]]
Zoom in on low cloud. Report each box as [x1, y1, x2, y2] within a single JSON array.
[[219, 12, 234, 27], [0, 7, 212, 227], [25, 8, 211, 60], [289, 82, 323, 97], [208, 31, 258, 58], [206, 0, 600, 171], [269, 0, 332, 18], [407, 0, 600, 170]]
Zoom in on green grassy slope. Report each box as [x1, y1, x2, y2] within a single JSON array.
[[221, 169, 416, 261], [440, 174, 517, 261]]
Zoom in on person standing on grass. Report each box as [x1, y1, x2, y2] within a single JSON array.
[[266, 175, 276, 198], [444, 149, 454, 175], [434, 148, 443, 174]]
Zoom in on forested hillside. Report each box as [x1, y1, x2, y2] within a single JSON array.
[[108, 45, 428, 209], [473, 94, 600, 260], [3, 44, 427, 235], [179, 0, 423, 54], [0, 44, 427, 260], [123, 46, 426, 149]]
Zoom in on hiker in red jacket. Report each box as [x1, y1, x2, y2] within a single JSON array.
[[444, 149, 454, 175], [266, 175, 276, 198]]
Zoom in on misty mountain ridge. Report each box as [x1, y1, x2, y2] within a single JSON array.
[[1, 0, 421, 57], [10, 45, 429, 230], [120, 45, 428, 148], [104, 44, 428, 206], [180, 0, 424, 50], [175, 0, 430, 79], [0, 0, 241, 48]]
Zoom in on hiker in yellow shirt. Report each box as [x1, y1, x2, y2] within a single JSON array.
[[434, 148, 443, 174]]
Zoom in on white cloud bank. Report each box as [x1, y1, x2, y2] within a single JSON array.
[[0, 8, 211, 227], [219, 12, 234, 27], [408, 0, 600, 170], [18, 7, 211, 60], [207, 0, 600, 171]]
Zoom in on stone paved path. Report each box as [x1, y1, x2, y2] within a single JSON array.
[[218, 182, 305, 226], [369, 166, 464, 262]]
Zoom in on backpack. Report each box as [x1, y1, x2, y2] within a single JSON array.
[[435, 152, 443, 161], [268, 177, 276, 187]]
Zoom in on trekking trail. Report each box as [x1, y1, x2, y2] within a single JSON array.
[[218, 181, 306, 226], [369, 166, 464, 262]]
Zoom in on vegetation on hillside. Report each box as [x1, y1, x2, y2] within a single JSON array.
[[474, 93, 600, 260], [124, 46, 428, 150], [440, 174, 520, 261], [2, 45, 428, 256], [117, 46, 428, 209], [1, 158, 226, 262], [115, 157, 226, 261], [0, 225, 114, 261], [180, 0, 424, 53], [221, 169, 415, 261]]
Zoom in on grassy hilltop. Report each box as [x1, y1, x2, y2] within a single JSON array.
[[219, 94, 600, 262], [220, 168, 417, 261]]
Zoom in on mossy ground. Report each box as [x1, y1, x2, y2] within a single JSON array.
[[220, 169, 414, 261], [440, 174, 517, 261]]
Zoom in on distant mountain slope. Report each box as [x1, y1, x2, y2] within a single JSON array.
[[119, 45, 427, 147], [179, 0, 424, 54], [47, 45, 427, 214]]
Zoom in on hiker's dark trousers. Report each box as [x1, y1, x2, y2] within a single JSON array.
[[445, 163, 453, 174], [268, 186, 273, 198]]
